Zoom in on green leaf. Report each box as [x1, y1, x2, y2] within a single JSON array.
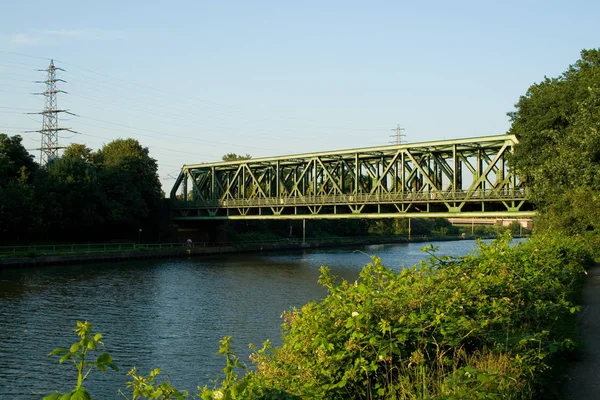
[[70, 342, 81, 353], [43, 394, 60, 400], [59, 353, 72, 364], [48, 348, 69, 357], [70, 388, 92, 400]]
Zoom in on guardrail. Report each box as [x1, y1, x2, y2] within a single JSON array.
[[172, 189, 528, 209]]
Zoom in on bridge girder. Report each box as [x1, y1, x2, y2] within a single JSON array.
[[170, 135, 533, 220]]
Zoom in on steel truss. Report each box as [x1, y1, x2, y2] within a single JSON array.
[[170, 135, 534, 220]]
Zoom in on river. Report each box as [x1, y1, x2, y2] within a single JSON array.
[[0, 239, 507, 399]]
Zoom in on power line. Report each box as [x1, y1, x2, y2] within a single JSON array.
[[2, 52, 390, 139]]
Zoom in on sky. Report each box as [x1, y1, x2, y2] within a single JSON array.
[[1, 0, 599, 195]]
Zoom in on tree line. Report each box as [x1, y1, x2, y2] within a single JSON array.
[[509, 48, 600, 234], [0, 137, 163, 243]]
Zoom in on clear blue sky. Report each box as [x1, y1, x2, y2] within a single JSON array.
[[1, 0, 598, 194]]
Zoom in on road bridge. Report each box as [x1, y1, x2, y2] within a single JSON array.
[[170, 134, 534, 220]]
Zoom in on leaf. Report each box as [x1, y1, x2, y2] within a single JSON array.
[[48, 348, 69, 357], [43, 394, 61, 400], [97, 352, 111, 362], [70, 388, 92, 400], [70, 342, 81, 353], [59, 353, 73, 364]]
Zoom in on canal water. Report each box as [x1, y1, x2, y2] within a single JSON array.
[[0, 239, 503, 399]]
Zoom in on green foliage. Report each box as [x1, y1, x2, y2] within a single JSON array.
[[199, 337, 300, 400], [222, 153, 252, 162], [36, 146, 106, 240], [0, 134, 39, 241], [0, 136, 163, 242], [248, 233, 588, 398], [46, 322, 191, 400], [122, 367, 190, 400], [44, 321, 118, 400], [0, 133, 37, 184], [367, 218, 459, 237], [509, 48, 600, 233], [95, 138, 163, 236]]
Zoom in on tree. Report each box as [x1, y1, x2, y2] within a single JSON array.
[[0, 134, 38, 242], [36, 144, 105, 240], [95, 139, 162, 239], [509, 49, 600, 233], [63, 143, 93, 162], [222, 153, 252, 162], [0, 134, 37, 184]]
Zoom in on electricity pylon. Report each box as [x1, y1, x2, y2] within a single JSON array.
[[29, 60, 76, 165]]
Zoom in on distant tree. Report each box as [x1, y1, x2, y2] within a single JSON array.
[[509, 48, 600, 233], [95, 139, 162, 239], [63, 143, 93, 162], [0, 134, 37, 183], [222, 153, 252, 162], [36, 144, 105, 240], [0, 134, 38, 242]]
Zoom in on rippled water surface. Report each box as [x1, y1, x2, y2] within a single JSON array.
[[0, 239, 503, 399]]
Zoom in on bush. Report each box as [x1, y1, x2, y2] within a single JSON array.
[[245, 233, 588, 399]]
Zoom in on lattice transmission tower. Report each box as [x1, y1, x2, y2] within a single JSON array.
[[390, 124, 406, 145], [31, 60, 76, 165]]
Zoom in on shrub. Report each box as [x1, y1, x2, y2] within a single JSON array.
[[246, 233, 588, 399]]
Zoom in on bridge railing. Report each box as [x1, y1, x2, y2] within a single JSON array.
[[172, 188, 528, 209]]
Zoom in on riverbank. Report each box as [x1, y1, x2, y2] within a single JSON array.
[[0, 235, 505, 268]]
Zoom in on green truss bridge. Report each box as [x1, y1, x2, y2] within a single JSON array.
[[170, 134, 534, 220]]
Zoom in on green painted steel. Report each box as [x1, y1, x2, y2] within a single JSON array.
[[170, 134, 533, 220]]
